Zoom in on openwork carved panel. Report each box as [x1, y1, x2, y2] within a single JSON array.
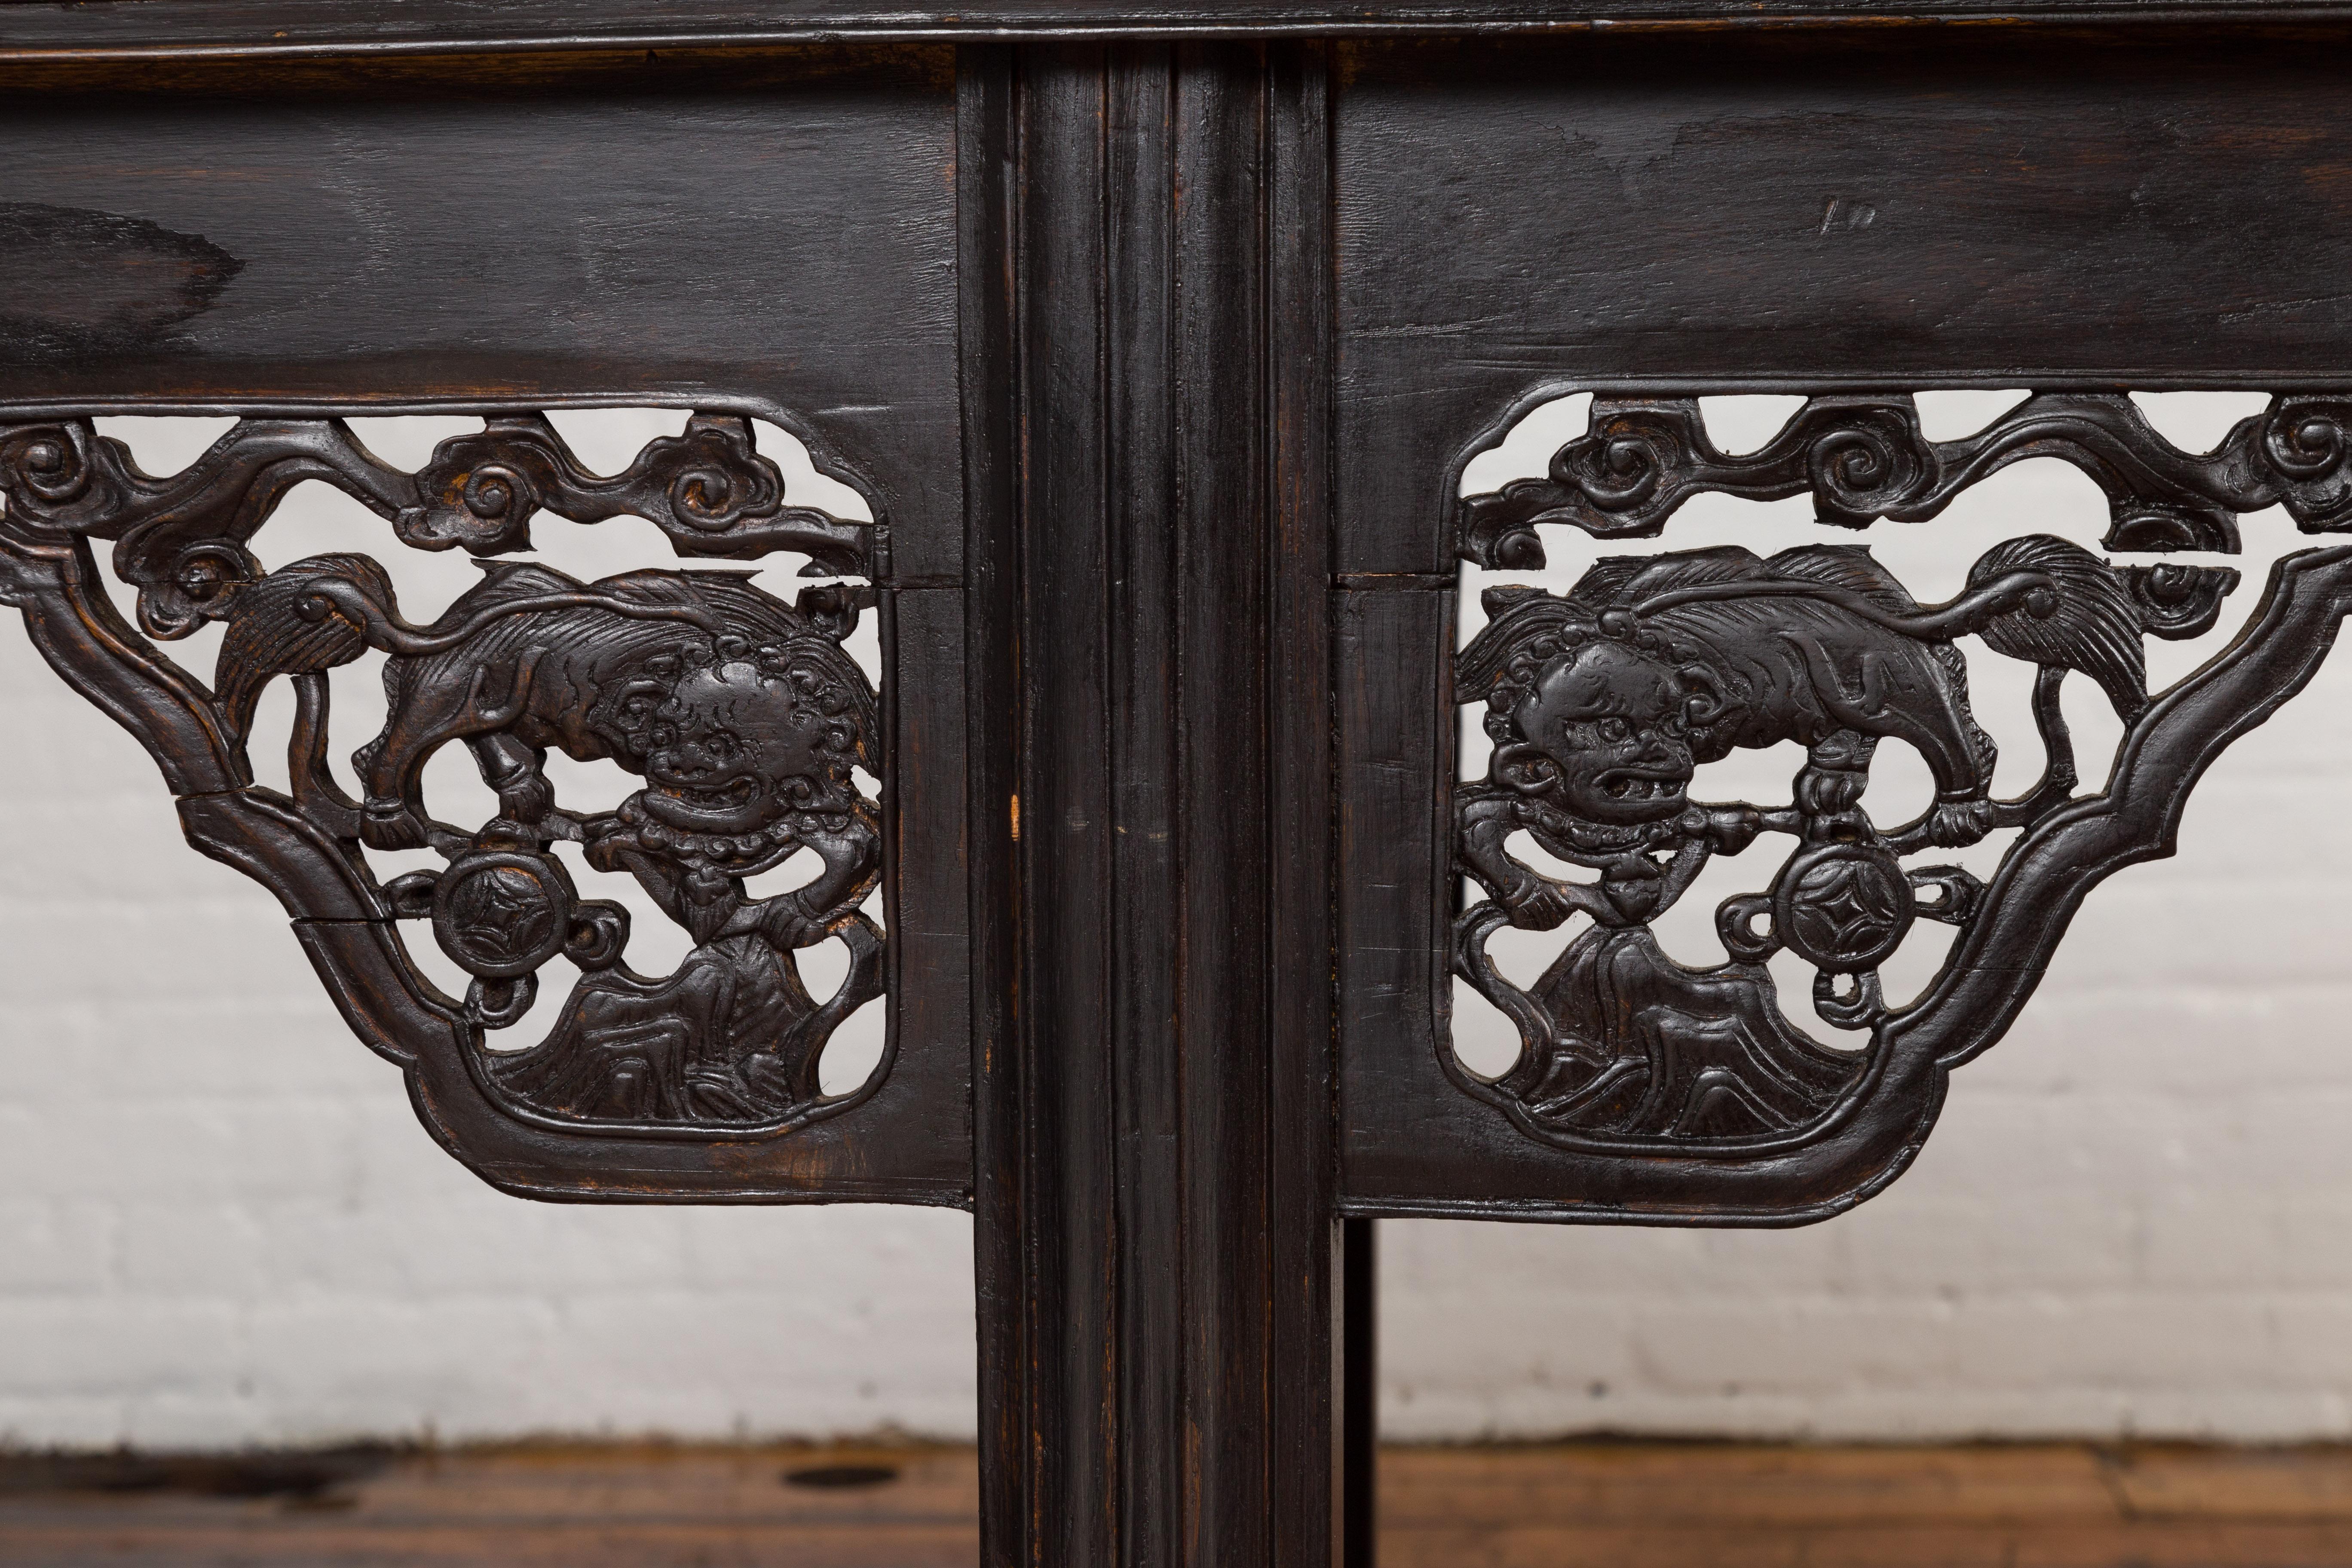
[[0, 402, 967, 1201], [1338, 388, 2352, 1221]]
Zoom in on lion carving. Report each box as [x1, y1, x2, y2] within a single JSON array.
[[1451, 538, 2167, 1142], [213, 554, 885, 1128]]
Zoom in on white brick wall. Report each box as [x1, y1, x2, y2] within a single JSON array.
[[5, 398, 2351, 1449]]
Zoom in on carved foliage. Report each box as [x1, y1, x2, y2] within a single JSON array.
[[1458, 392, 2352, 570], [0, 410, 888, 1137]]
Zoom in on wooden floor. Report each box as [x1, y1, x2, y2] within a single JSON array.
[[10, 1440, 2352, 1565]]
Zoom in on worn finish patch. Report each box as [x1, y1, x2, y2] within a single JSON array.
[[0, 203, 242, 358]]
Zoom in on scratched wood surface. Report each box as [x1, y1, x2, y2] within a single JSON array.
[[0, 43, 981, 1206], [5, 11, 2349, 1567], [12, 1442, 2352, 1566], [1, 0, 2345, 60], [1329, 22, 2352, 1234]]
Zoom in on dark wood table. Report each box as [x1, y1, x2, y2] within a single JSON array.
[[5, 3, 2350, 1563]]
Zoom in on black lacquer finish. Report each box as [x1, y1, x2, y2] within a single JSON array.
[[1335, 27, 2352, 1237], [0, 401, 968, 1197], [1430, 392, 2320, 1196], [5, 12, 2352, 1567], [3, 0, 2347, 58], [964, 46, 1343, 1566], [1457, 392, 2352, 566], [0, 42, 980, 1206]]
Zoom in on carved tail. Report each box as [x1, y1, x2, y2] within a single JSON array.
[[294, 576, 720, 655], [1967, 534, 2149, 722], [212, 554, 392, 742]]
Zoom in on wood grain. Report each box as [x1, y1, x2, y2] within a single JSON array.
[[6, 0, 2352, 61], [1378, 1442, 2352, 1568], [965, 40, 1351, 1568], [3, 9, 2345, 1563], [16, 1442, 2352, 1568], [1329, 21, 2352, 1232], [0, 46, 964, 580], [0, 1443, 980, 1568], [1337, 26, 2352, 576]]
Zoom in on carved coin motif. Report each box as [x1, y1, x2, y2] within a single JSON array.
[[1772, 843, 1915, 973], [432, 852, 575, 980]]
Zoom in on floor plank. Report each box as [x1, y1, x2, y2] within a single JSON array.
[[0, 1444, 977, 1568], [10, 1440, 2352, 1565]]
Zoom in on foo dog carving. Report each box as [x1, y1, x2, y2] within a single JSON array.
[[1454, 536, 2223, 1141], [1444, 389, 2352, 1162], [225, 552, 883, 1123], [0, 409, 888, 1148]]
